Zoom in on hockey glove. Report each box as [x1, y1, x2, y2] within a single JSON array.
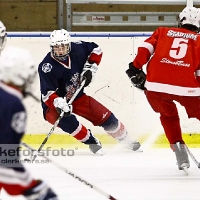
[[126, 62, 146, 90], [81, 61, 98, 87], [23, 180, 58, 200], [53, 97, 72, 117]]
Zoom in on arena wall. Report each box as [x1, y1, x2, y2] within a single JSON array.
[[7, 32, 200, 146]]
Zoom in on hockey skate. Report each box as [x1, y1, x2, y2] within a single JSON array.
[[89, 137, 104, 156], [173, 142, 190, 174], [85, 130, 104, 155], [120, 135, 141, 152]]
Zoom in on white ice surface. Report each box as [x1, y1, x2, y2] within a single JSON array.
[[1, 145, 200, 200]]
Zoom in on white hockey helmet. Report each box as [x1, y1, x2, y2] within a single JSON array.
[[49, 29, 71, 61], [0, 46, 37, 94], [0, 21, 7, 53], [179, 7, 200, 28]]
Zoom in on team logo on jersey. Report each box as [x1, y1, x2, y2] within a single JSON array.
[[42, 63, 52, 73], [167, 30, 197, 40], [65, 73, 80, 101], [11, 111, 26, 134], [160, 58, 190, 67]]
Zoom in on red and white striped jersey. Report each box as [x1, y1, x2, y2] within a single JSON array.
[[133, 27, 200, 96]]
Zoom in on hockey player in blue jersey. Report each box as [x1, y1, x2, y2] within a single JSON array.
[[38, 29, 141, 155], [0, 45, 58, 199]]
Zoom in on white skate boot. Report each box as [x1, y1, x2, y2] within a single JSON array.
[[120, 135, 141, 151], [173, 142, 190, 174]]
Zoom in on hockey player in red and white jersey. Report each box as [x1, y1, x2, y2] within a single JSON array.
[[126, 7, 200, 173], [0, 23, 58, 199]]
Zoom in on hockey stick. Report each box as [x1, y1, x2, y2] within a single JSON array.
[[185, 145, 200, 168], [21, 142, 118, 200], [27, 79, 86, 161]]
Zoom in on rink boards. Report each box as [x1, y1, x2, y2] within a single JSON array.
[[22, 133, 200, 149], [6, 32, 200, 148]]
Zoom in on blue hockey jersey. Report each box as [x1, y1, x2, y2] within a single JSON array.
[[0, 83, 26, 144], [38, 40, 102, 117]]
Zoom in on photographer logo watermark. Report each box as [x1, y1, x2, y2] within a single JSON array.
[[0, 144, 78, 168]]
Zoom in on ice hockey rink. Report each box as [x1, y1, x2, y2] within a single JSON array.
[[1, 142, 200, 200], [3, 32, 200, 200]]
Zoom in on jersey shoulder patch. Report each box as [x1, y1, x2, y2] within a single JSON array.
[[42, 63, 53, 73], [11, 111, 26, 134]]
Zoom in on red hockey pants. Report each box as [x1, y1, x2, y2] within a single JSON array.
[[145, 90, 200, 146]]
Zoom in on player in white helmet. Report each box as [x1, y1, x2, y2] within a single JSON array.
[[37, 29, 141, 155], [126, 6, 200, 174], [0, 21, 6, 54], [178, 6, 200, 32], [0, 46, 58, 200]]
